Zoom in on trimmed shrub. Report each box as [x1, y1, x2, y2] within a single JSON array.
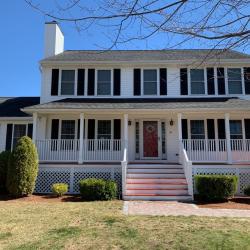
[[7, 136, 38, 196], [244, 185, 250, 196], [51, 183, 68, 197], [0, 151, 11, 193], [79, 178, 117, 201], [195, 175, 238, 201]]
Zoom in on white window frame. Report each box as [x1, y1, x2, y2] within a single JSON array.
[[11, 123, 29, 150], [226, 67, 245, 96], [95, 119, 114, 139], [189, 120, 206, 139], [58, 119, 78, 140], [59, 69, 77, 96], [142, 68, 159, 96], [95, 69, 114, 97], [188, 68, 207, 96]]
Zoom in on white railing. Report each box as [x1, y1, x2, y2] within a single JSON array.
[[180, 143, 193, 198], [231, 139, 250, 162], [182, 139, 250, 163], [36, 139, 122, 162], [121, 144, 128, 198], [83, 139, 122, 161], [182, 139, 227, 162], [36, 139, 80, 162]]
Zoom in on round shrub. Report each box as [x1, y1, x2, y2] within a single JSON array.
[[0, 151, 11, 193], [79, 178, 117, 201], [195, 175, 238, 201], [244, 185, 250, 196], [51, 183, 68, 197], [7, 136, 38, 197]]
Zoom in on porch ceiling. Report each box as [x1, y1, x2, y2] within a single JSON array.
[[22, 97, 250, 114]]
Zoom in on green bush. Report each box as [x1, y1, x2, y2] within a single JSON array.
[[6, 136, 38, 197], [0, 151, 11, 193], [195, 175, 238, 201], [51, 183, 68, 197], [244, 185, 250, 196], [79, 178, 117, 201]]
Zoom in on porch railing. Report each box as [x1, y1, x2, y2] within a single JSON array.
[[182, 139, 250, 163], [36, 139, 122, 162]]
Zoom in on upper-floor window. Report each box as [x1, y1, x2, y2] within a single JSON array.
[[227, 68, 242, 94], [97, 70, 111, 95], [143, 69, 157, 95], [61, 70, 75, 95], [190, 69, 205, 95]]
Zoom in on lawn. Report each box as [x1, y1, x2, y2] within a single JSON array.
[[0, 200, 249, 250]]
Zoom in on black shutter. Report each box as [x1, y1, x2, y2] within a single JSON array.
[[244, 68, 250, 94], [51, 69, 59, 96], [51, 119, 59, 139], [245, 119, 250, 139], [113, 69, 121, 96], [77, 69, 85, 96], [217, 119, 226, 139], [182, 119, 188, 139], [207, 119, 215, 139], [160, 68, 167, 95], [87, 69, 95, 95], [5, 124, 13, 151], [180, 68, 188, 95], [77, 119, 80, 139], [88, 119, 95, 139], [217, 68, 226, 95], [27, 124, 33, 139], [113, 119, 121, 139], [207, 68, 215, 95], [133, 69, 141, 96]]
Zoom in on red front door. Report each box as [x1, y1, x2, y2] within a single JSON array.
[[143, 121, 158, 158]]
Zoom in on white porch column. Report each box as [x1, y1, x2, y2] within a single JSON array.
[[225, 113, 232, 164], [123, 114, 128, 155], [177, 113, 182, 164], [32, 112, 38, 143], [78, 113, 85, 164]]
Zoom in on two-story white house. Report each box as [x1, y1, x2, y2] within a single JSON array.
[[1, 21, 250, 200]]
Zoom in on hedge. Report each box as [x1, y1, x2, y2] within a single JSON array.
[[6, 136, 39, 196], [79, 178, 117, 201], [195, 175, 238, 201], [51, 183, 68, 197], [244, 185, 250, 196]]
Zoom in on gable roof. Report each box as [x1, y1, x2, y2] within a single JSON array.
[[23, 97, 250, 112], [41, 49, 250, 64], [0, 97, 40, 117]]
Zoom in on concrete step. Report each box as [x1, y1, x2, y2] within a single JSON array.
[[124, 195, 192, 201], [128, 164, 183, 169], [126, 178, 187, 184], [125, 189, 188, 196], [127, 173, 185, 179], [127, 168, 184, 174], [126, 183, 188, 190]]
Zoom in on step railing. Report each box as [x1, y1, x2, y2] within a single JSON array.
[[180, 143, 193, 198]]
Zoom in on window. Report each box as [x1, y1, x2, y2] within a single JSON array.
[[228, 68, 242, 94], [190, 120, 205, 139], [143, 69, 157, 95], [190, 69, 205, 95], [97, 120, 111, 139], [97, 70, 111, 95], [61, 70, 75, 95], [61, 120, 75, 139], [13, 124, 27, 148], [230, 120, 242, 139]]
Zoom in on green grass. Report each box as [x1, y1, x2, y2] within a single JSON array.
[[0, 200, 249, 250]]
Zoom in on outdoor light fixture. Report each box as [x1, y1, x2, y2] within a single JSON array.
[[170, 119, 174, 126]]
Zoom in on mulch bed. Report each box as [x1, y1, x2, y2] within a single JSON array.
[[195, 197, 250, 210]]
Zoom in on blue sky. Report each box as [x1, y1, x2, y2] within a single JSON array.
[[0, 0, 250, 97]]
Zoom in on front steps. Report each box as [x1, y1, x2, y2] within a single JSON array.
[[124, 163, 192, 201]]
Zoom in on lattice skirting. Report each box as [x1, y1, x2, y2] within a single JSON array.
[[192, 167, 250, 195], [35, 166, 122, 197]]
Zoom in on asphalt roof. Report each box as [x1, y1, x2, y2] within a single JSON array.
[[0, 97, 40, 117], [41, 49, 250, 63], [23, 97, 250, 112]]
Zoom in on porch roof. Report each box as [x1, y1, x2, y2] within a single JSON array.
[[23, 97, 250, 113]]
